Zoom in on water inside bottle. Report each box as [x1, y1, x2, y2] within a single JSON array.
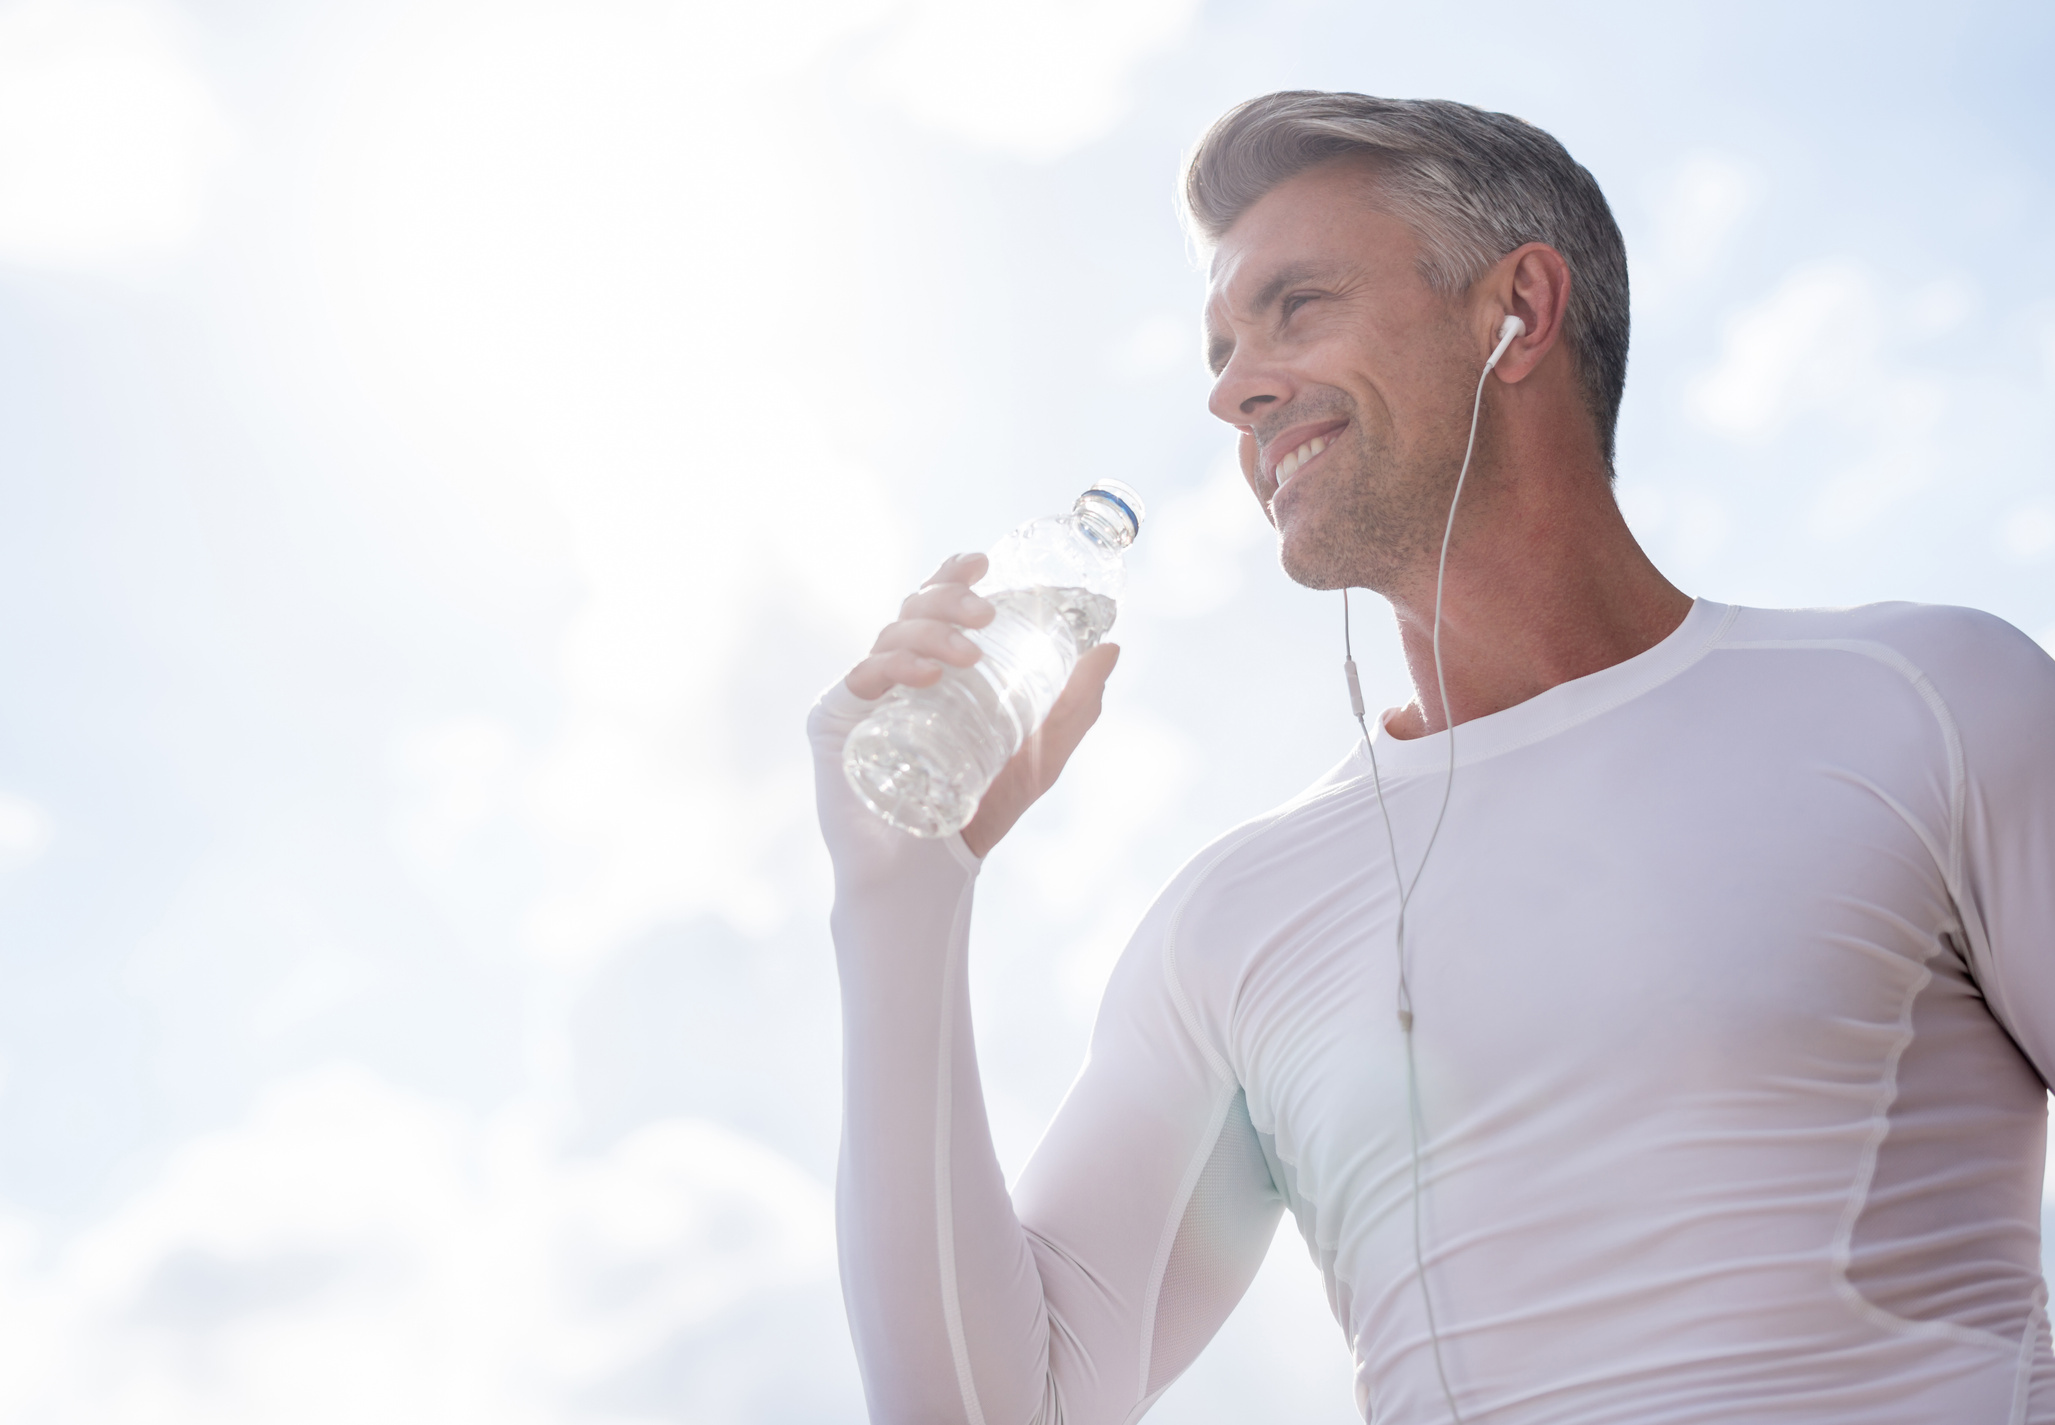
[[968, 585, 1116, 741], [841, 584, 1116, 839]]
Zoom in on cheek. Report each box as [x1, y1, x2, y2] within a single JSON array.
[[1349, 358, 1430, 451], [1238, 434, 1278, 527]]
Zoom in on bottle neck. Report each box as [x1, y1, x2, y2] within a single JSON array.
[[1071, 492, 1137, 550]]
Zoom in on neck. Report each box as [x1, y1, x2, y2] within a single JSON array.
[[1380, 454, 1692, 740]]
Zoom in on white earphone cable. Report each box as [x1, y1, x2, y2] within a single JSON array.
[[1340, 314, 1520, 1425]]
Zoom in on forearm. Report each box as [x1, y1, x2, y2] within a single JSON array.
[[815, 687, 1053, 1423], [812, 680, 1283, 1423]]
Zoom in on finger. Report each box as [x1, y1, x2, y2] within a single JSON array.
[[869, 617, 982, 666], [923, 551, 988, 588], [844, 649, 947, 701], [898, 581, 996, 627]]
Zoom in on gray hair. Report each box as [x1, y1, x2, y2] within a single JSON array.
[[1183, 92, 1630, 469]]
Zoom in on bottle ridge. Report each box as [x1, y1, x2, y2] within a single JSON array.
[[842, 482, 1145, 839]]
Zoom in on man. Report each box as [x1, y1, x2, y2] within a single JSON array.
[[808, 91, 2055, 1423]]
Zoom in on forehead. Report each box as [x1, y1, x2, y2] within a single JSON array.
[[1204, 159, 1420, 311]]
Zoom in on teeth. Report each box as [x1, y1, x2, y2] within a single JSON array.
[[1274, 436, 1328, 489]]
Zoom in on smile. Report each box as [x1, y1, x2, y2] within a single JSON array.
[[1264, 420, 1349, 494], [1275, 435, 1327, 488]]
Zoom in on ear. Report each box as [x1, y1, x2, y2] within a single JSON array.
[[1484, 243, 1572, 385]]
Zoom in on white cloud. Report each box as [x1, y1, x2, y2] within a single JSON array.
[[1615, 481, 1732, 573], [0, 1067, 837, 1423], [1129, 451, 1273, 620], [249, 944, 382, 1040], [860, 0, 1201, 161], [1055, 885, 1155, 1024], [1687, 261, 1958, 539], [1017, 702, 1196, 919], [393, 718, 522, 870], [2000, 502, 2055, 563], [1635, 151, 1761, 309], [1906, 275, 1976, 336], [1801, 372, 1947, 538], [1104, 311, 1197, 381], [1688, 261, 1880, 441], [122, 829, 387, 1046], [0, 791, 52, 871], [318, 1, 909, 971], [0, 0, 229, 267]]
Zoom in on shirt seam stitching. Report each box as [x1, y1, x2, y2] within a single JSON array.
[[935, 874, 990, 1425], [1133, 1083, 1238, 1403], [1714, 638, 1967, 915], [1718, 639, 2021, 1355]]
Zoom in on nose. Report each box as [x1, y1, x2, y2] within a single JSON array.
[[1207, 344, 1290, 427]]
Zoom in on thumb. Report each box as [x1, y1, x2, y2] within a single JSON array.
[[958, 643, 1120, 858], [1012, 643, 1120, 798], [1038, 642, 1120, 762]]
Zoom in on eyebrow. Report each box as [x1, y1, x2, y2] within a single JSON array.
[[1205, 260, 1341, 375]]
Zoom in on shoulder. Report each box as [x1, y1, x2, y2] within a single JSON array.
[[1102, 746, 1365, 1049], [1718, 599, 2055, 774], [1719, 601, 2051, 686], [1139, 745, 1366, 967], [1717, 596, 2055, 682], [1180, 744, 1365, 896], [1721, 599, 2036, 655]]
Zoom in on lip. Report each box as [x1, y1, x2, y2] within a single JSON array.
[[1260, 419, 1349, 498]]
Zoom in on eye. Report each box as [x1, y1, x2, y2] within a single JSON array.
[[1281, 292, 1318, 321]]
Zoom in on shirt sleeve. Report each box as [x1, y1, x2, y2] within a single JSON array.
[[1914, 612, 2055, 1086], [810, 682, 1285, 1424]]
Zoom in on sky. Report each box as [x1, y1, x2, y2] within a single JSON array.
[[0, 0, 2050, 1420]]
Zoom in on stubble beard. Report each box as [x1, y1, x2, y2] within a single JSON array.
[[1276, 402, 1469, 597]]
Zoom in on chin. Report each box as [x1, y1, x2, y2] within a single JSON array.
[[1274, 519, 1351, 592], [1273, 474, 1417, 596]]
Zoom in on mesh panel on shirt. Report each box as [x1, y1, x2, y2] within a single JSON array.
[[1147, 1089, 1284, 1396], [1845, 940, 2047, 1339]]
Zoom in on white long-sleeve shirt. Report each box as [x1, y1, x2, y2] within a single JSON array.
[[810, 599, 2055, 1424]]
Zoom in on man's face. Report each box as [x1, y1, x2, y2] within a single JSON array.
[[1204, 159, 1479, 593]]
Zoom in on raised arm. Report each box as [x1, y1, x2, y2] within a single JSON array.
[[812, 555, 1285, 1423]]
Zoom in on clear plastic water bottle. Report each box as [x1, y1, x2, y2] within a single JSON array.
[[842, 481, 1146, 839]]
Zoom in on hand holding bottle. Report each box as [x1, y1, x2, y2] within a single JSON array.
[[844, 551, 1122, 858], [844, 551, 999, 703]]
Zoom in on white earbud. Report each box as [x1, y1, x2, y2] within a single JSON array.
[[1484, 313, 1527, 373]]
